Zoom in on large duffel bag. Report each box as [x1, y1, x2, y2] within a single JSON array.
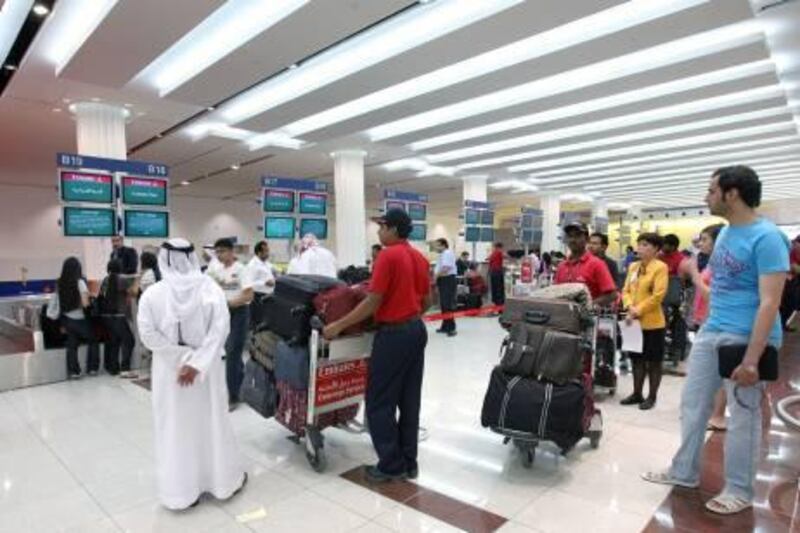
[[241, 359, 279, 419], [500, 297, 585, 334], [457, 293, 482, 310], [274, 340, 310, 389], [275, 381, 359, 437], [248, 329, 281, 370], [500, 322, 583, 384], [274, 275, 344, 304], [481, 366, 586, 452], [313, 284, 372, 336]]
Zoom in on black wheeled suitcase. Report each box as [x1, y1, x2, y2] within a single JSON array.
[[274, 275, 343, 304], [481, 366, 585, 452], [242, 359, 279, 419], [268, 275, 344, 344]]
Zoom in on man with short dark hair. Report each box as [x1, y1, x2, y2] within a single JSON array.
[[323, 208, 431, 482], [207, 238, 254, 411], [555, 222, 617, 306], [643, 165, 790, 516], [111, 236, 139, 275], [434, 238, 457, 337], [247, 241, 275, 295], [659, 234, 685, 276], [456, 251, 471, 276], [589, 232, 620, 288]]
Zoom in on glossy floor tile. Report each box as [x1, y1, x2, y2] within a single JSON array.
[[0, 318, 796, 532]]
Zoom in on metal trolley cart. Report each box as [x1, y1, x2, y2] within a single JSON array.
[[591, 306, 620, 396], [294, 320, 373, 472]]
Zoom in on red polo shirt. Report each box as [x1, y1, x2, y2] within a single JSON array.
[[369, 240, 430, 323], [554, 252, 617, 299], [658, 250, 685, 276], [488, 249, 504, 272]]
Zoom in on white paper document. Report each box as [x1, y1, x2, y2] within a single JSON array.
[[618, 319, 644, 353]]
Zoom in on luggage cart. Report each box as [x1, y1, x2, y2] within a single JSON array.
[[288, 319, 373, 472], [591, 306, 619, 396]]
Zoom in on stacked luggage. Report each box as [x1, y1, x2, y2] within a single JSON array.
[[482, 283, 602, 466], [242, 274, 370, 438]]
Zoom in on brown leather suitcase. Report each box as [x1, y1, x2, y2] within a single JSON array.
[[500, 297, 585, 334]]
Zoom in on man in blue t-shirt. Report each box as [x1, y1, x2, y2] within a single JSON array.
[[642, 166, 789, 515]]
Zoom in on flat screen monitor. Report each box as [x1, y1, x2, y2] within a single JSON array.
[[480, 227, 495, 243], [124, 210, 169, 238], [263, 189, 295, 213], [464, 208, 479, 225], [121, 177, 168, 206], [60, 170, 114, 204], [464, 226, 480, 243], [407, 202, 426, 221], [521, 214, 534, 228], [385, 200, 406, 212], [479, 210, 494, 226], [298, 192, 327, 215], [265, 216, 296, 239], [409, 224, 427, 242], [63, 206, 116, 237], [299, 218, 328, 240]]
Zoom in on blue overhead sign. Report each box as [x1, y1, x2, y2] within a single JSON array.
[[464, 200, 491, 210], [57, 153, 169, 177], [261, 176, 328, 193], [521, 207, 543, 215], [384, 189, 429, 203]]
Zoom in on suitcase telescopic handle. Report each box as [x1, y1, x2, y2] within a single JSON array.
[[524, 310, 550, 325]]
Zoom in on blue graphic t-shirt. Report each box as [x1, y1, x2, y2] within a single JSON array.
[[705, 217, 790, 346]]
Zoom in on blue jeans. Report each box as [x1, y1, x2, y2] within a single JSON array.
[[669, 328, 765, 501], [225, 306, 250, 403]]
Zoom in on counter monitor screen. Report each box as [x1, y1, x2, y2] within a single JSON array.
[[479, 210, 494, 226], [409, 224, 427, 242], [407, 202, 426, 221], [124, 210, 169, 238], [60, 170, 114, 204], [464, 208, 479, 225], [480, 227, 495, 243], [298, 192, 327, 215], [385, 200, 406, 212], [63, 206, 116, 237], [122, 177, 168, 206], [263, 189, 295, 213], [265, 216, 296, 239], [299, 218, 328, 240], [464, 226, 480, 243]]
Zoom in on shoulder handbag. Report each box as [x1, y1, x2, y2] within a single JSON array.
[[718, 344, 779, 381]]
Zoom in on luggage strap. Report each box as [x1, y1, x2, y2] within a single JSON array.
[[538, 383, 553, 439], [499, 376, 521, 432]]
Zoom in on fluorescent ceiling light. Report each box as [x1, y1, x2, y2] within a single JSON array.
[[460, 107, 791, 170], [219, 0, 523, 124], [507, 122, 796, 172], [594, 169, 800, 195], [382, 158, 457, 177], [0, 1, 34, 68], [135, 0, 308, 96], [585, 164, 800, 191], [264, 0, 706, 138], [247, 132, 305, 150], [526, 135, 798, 178], [489, 179, 538, 192], [366, 20, 764, 141], [46, 0, 118, 75], [537, 145, 800, 186], [429, 86, 785, 163], [411, 60, 775, 151]]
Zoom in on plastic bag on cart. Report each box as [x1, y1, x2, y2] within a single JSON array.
[[275, 381, 359, 437], [242, 358, 278, 419]]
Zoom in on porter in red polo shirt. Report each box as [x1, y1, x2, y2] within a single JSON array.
[[370, 240, 430, 323], [554, 251, 617, 300]]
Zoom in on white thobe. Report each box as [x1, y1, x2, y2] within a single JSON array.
[[287, 246, 338, 278], [137, 277, 244, 510]]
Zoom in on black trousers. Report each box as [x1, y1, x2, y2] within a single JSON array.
[[366, 320, 428, 475], [104, 316, 135, 373], [226, 306, 250, 402], [436, 275, 457, 333], [490, 269, 505, 306], [781, 277, 799, 327], [63, 316, 99, 375]]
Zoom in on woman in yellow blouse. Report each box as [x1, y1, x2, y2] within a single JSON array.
[[620, 233, 669, 410]]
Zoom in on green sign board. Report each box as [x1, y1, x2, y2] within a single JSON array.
[[60, 171, 114, 204], [122, 177, 168, 206], [124, 210, 169, 238], [63, 206, 116, 237], [265, 216, 296, 239], [263, 189, 295, 212], [298, 192, 327, 215]]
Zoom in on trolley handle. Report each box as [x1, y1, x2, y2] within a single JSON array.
[[310, 316, 324, 332]]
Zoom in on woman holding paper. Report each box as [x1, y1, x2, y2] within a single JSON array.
[[620, 233, 668, 410]]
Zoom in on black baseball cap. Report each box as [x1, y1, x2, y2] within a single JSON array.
[[563, 220, 589, 235], [372, 208, 412, 238]]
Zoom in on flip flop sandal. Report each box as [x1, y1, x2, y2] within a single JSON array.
[[641, 471, 699, 488], [705, 494, 752, 515]]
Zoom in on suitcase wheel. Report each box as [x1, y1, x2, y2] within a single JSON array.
[[513, 439, 537, 468], [305, 426, 326, 473], [588, 431, 601, 449]]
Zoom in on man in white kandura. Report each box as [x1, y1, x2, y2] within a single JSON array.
[[137, 238, 247, 511], [287, 234, 338, 278]]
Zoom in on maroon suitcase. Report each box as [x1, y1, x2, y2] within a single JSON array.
[[275, 380, 359, 437], [313, 283, 373, 336]]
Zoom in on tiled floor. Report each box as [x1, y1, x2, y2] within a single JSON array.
[[0, 317, 795, 532]]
